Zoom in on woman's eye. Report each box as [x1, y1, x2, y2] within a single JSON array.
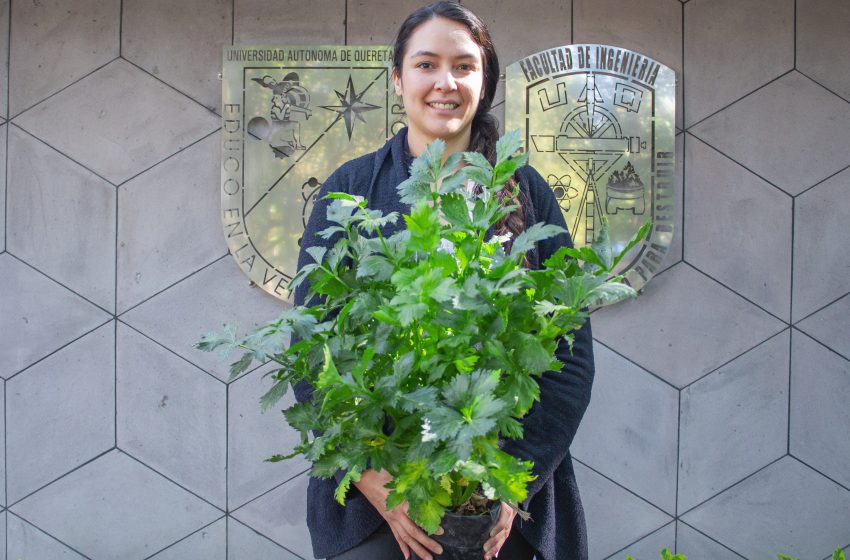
[[417, 62, 433, 69], [457, 64, 471, 71]]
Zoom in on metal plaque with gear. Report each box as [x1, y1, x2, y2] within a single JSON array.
[[221, 46, 403, 300], [506, 44, 675, 291]]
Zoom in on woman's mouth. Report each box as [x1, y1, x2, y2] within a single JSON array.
[[427, 102, 459, 110]]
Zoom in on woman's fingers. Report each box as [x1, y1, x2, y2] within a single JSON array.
[[483, 503, 517, 559], [388, 525, 412, 559]]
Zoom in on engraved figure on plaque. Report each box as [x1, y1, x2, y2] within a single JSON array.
[[221, 46, 398, 300], [506, 44, 675, 291]]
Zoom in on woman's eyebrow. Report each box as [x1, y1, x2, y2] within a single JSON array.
[[409, 49, 479, 60]]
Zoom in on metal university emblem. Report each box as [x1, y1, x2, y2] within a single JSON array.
[[506, 44, 675, 290], [221, 45, 402, 300]]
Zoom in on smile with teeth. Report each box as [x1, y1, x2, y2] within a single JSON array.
[[428, 102, 459, 109]]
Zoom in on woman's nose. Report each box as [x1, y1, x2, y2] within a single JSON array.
[[435, 70, 458, 91]]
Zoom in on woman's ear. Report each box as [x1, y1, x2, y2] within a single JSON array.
[[392, 68, 403, 96]]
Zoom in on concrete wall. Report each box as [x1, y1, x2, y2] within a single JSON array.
[[1, 0, 849, 558]]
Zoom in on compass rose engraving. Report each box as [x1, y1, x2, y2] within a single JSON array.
[[321, 75, 381, 139]]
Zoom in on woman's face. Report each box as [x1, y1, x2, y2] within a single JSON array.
[[393, 16, 485, 154]]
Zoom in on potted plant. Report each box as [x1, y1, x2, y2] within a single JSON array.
[[198, 130, 647, 558]]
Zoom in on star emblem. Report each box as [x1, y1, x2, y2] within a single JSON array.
[[321, 75, 381, 139]]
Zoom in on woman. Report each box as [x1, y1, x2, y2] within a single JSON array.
[[293, 3, 595, 559]]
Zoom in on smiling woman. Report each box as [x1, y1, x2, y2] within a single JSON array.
[[291, 2, 596, 560]]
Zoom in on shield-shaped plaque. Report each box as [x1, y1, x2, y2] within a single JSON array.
[[221, 45, 402, 300], [506, 44, 675, 290]]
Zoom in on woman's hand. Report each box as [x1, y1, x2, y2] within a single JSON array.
[[483, 502, 517, 559], [353, 469, 444, 560]]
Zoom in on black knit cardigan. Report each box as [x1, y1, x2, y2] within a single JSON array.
[[293, 128, 594, 560]]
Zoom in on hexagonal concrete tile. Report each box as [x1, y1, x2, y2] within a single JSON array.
[[11, 450, 221, 560], [148, 518, 226, 560], [234, 0, 344, 44], [228, 517, 301, 560], [463, 0, 570, 74], [0, 1, 8, 119], [678, 331, 789, 513], [574, 0, 683, 130], [0, 123, 6, 253], [792, 167, 850, 322], [681, 457, 850, 559], [790, 330, 850, 490], [0, 254, 111, 379], [591, 263, 786, 388], [122, 0, 231, 112], [117, 132, 224, 313], [675, 522, 745, 560], [574, 461, 672, 560], [120, 256, 285, 381], [614, 522, 675, 560], [690, 72, 850, 197], [7, 125, 116, 311], [13, 59, 219, 185], [6, 322, 114, 505], [117, 323, 227, 509], [572, 342, 678, 515], [683, 0, 793, 127], [796, 293, 850, 361], [228, 365, 310, 510], [231, 472, 313, 559], [684, 134, 792, 320], [7, 512, 88, 559], [346, 0, 432, 45], [797, 0, 850, 101], [8, 0, 119, 116]]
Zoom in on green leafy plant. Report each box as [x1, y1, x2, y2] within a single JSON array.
[[197, 130, 648, 534], [778, 546, 846, 560], [626, 546, 846, 560]]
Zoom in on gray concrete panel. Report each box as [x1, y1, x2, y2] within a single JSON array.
[[792, 167, 850, 321], [149, 518, 226, 560], [228, 517, 301, 560], [13, 59, 219, 185], [592, 263, 786, 388], [121, 257, 284, 381], [117, 132, 224, 313], [7, 126, 116, 311], [0, 382, 4, 506], [684, 135, 792, 320], [122, 0, 231, 112], [678, 331, 788, 512], [690, 72, 850, 196], [0, 1, 7, 119], [790, 330, 850, 489], [7, 322, 114, 504], [8, 0, 119, 116], [572, 343, 678, 515], [7, 512, 87, 559], [231, 472, 313, 559], [11, 450, 221, 560], [682, 457, 850, 559], [797, 0, 850, 101], [117, 324, 227, 509], [574, 0, 683, 130], [675, 522, 746, 560], [233, 0, 344, 44], [346, 0, 431, 45], [1, 123, 6, 253], [796, 294, 850, 361], [0, 254, 110, 379], [228, 365, 310, 510], [463, 0, 571, 78], [683, 0, 793, 127], [574, 461, 672, 560], [612, 521, 675, 560]]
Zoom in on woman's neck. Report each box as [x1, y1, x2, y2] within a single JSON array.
[[407, 128, 472, 163]]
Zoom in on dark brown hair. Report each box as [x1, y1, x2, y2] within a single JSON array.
[[393, 1, 527, 253]]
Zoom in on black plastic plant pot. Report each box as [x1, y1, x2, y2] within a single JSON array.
[[413, 504, 501, 560]]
